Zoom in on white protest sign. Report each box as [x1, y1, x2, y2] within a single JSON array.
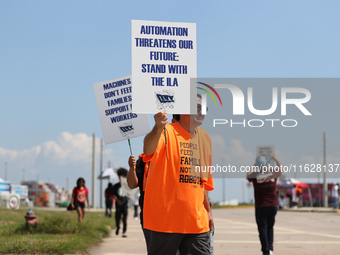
[[120, 177, 135, 200], [132, 20, 197, 114], [256, 145, 275, 167], [93, 75, 151, 144]]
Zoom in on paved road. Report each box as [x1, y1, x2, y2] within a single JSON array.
[[89, 208, 340, 255]]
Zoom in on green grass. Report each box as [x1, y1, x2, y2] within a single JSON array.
[[0, 207, 115, 254]]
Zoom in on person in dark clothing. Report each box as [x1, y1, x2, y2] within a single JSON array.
[[127, 154, 151, 246], [112, 168, 128, 238], [247, 154, 282, 255], [105, 182, 114, 217]]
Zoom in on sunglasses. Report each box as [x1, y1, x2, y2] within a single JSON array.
[[197, 104, 208, 113]]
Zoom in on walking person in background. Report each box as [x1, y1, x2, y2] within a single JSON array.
[[247, 155, 282, 255], [105, 182, 114, 217], [127, 154, 152, 249], [295, 186, 303, 207], [134, 189, 140, 220], [71, 177, 90, 223], [113, 168, 129, 237], [332, 182, 339, 209]]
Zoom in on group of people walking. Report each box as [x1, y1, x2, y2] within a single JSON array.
[[70, 172, 130, 238]]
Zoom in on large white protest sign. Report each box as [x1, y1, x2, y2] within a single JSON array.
[[132, 20, 197, 114], [256, 145, 275, 167], [93, 75, 151, 144]]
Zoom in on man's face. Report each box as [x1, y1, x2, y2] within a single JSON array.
[[179, 96, 206, 129], [191, 96, 205, 126]]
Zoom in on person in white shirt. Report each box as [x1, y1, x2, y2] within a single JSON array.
[[134, 189, 140, 219], [331, 183, 339, 209]]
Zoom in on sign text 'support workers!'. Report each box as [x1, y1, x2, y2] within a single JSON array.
[[131, 20, 197, 114], [93, 75, 151, 144]]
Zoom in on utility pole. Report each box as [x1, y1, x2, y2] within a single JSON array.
[[23, 169, 25, 182], [242, 181, 245, 204], [100, 138, 103, 208], [317, 171, 321, 207], [66, 178, 69, 200], [107, 161, 111, 191], [222, 158, 225, 204], [323, 132, 328, 207], [92, 133, 96, 209]]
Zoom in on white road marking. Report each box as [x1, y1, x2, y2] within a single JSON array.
[[215, 218, 340, 239], [215, 240, 340, 244]]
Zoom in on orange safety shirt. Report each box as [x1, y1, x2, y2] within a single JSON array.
[[143, 122, 214, 233]]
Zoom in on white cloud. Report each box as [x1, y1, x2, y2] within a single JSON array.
[[41, 132, 95, 164], [300, 155, 318, 165], [211, 134, 254, 166], [0, 132, 103, 166], [290, 154, 340, 166], [230, 139, 252, 158], [0, 146, 41, 166], [0, 132, 111, 183], [0, 132, 119, 206]]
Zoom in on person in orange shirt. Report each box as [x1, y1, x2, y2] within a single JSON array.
[[295, 186, 303, 207], [143, 95, 214, 255], [126, 114, 181, 251]]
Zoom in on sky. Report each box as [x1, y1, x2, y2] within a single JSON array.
[[1, 1, 339, 206]]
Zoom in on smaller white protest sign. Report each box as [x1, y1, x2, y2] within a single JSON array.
[[256, 145, 275, 167], [93, 75, 151, 144], [120, 177, 134, 200]]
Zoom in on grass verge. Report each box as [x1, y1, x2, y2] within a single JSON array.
[[0, 207, 115, 254]]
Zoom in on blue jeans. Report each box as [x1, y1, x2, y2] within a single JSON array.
[[255, 206, 278, 255], [333, 197, 339, 209]]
